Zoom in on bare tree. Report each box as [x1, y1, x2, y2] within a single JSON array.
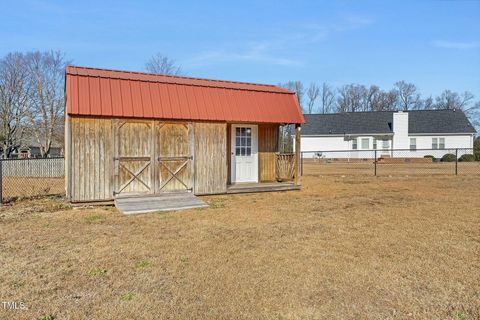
[[394, 81, 422, 110], [306, 82, 320, 114], [320, 82, 335, 114], [422, 96, 434, 110], [369, 89, 398, 111], [336, 85, 350, 113], [435, 90, 479, 130], [145, 53, 182, 75], [0, 53, 30, 158], [469, 101, 480, 130], [26, 51, 68, 157], [434, 90, 474, 110], [364, 85, 380, 111], [279, 81, 305, 111], [381, 90, 399, 111], [336, 84, 366, 112]]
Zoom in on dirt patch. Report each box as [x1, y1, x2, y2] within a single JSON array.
[[1, 168, 479, 319]]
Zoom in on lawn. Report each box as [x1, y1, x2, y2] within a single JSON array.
[[1, 165, 479, 319]]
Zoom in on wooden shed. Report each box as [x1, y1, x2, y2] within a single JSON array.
[[64, 66, 304, 205]]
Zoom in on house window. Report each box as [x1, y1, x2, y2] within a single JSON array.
[[361, 138, 369, 149], [352, 138, 358, 150], [373, 138, 377, 150], [439, 138, 445, 149], [382, 140, 389, 149], [410, 138, 416, 151], [432, 138, 438, 149]]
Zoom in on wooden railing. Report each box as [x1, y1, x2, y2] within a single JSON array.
[[275, 153, 295, 181]]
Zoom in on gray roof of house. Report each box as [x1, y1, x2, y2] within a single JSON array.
[[302, 109, 476, 135]]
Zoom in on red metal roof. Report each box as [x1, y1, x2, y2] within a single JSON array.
[[66, 66, 304, 124]]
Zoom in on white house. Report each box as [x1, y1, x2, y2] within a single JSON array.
[[301, 109, 476, 159]]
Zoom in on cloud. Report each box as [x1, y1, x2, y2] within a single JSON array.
[[337, 13, 375, 30], [432, 40, 480, 49], [184, 43, 301, 68], [299, 13, 374, 39], [185, 12, 374, 68]]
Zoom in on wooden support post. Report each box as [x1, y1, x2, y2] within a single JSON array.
[[189, 122, 195, 193], [150, 120, 156, 194], [112, 119, 119, 196], [294, 124, 301, 186], [64, 113, 71, 201]]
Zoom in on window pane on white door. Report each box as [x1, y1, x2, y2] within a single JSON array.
[[235, 127, 253, 157]]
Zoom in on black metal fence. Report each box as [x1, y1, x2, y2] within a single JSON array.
[[301, 148, 480, 176], [0, 157, 65, 203]]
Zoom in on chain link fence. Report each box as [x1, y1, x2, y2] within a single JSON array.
[[301, 148, 480, 176], [0, 157, 65, 203]]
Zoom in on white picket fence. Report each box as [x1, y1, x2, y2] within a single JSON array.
[[1, 157, 64, 177]]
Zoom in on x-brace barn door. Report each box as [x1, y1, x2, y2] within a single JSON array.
[[113, 120, 193, 197], [156, 122, 194, 193], [113, 120, 155, 197]]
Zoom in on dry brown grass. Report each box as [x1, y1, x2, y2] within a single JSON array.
[[1, 166, 479, 319]]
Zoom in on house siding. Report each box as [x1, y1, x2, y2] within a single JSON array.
[[301, 134, 474, 158]]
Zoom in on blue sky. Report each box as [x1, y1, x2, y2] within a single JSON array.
[[2, 0, 479, 98]]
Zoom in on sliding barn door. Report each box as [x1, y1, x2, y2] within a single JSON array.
[[114, 120, 154, 197], [156, 122, 194, 193], [113, 120, 193, 197]]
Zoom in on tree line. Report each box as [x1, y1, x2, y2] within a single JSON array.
[[1, 50, 477, 158], [279, 81, 480, 128], [0, 51, 68, 158]]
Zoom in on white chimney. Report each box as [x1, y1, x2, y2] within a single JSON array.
[[392, 111, 409, 149]]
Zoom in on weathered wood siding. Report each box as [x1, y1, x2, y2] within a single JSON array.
[[194, 122, 227, 194], [70, 117, 113, 202], [258, 124, 279, 182], [116, 121, 153, 195], [226, 124, 231, 185], [156, 122, 193, 192], [69, 117, 231, 201]]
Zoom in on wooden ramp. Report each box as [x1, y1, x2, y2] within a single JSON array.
[[115, 193, 208, 215]]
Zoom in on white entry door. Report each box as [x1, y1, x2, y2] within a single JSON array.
[[231, 125, 258, 183]]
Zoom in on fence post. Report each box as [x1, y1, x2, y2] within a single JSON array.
[[374, 149, 377, 176], [455, 148, 458, 175], [0, 159, 3, 205]]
